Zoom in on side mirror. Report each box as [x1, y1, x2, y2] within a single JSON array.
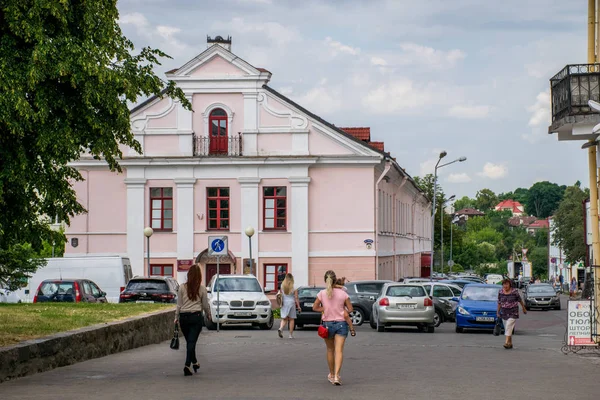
[[451, 297, 459, 302], [101, 291, 107, 297]]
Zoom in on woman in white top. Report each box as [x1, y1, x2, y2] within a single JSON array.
[[277, 273, 301, 339]]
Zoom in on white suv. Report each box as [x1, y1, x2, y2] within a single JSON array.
[[204, 275, 273, 330]]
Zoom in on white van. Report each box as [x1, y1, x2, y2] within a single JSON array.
[[485, 274, 504, 285], [16, 256, 133, 303]]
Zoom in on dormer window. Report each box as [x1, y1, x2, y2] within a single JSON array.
[[209, 108, 228, 154]]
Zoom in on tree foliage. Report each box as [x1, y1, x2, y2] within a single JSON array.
[[0, 0, 190, 285], [454, 196, 476, 211], [525, 181, 565, 218], [552, 184, 588, 265], [475, 189, 498, 212]]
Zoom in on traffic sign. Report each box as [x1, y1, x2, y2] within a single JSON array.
[[208, 236, 228, 256], [447, 260, 455, 267]]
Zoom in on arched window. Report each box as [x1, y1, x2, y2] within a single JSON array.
[[209, 108, 228, 154]]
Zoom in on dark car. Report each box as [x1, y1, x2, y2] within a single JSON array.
[[295, 286, 325, 328], [344, 280, 392, 326], [524, 283, 561, 310], [433, 297, 455, 327], [33, 279, 108, 303], [119, 276, 179, 303]]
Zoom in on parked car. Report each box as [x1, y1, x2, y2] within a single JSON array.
[[345, 280, 392, 326], [485, 274, 504, 285], [421, 282, 462, 326], [460, 276, 485, 284], [438, 279, 474, 289], [204, 275, 273, 330], [295, 286, 325, 328], [370, 283, 435, 333], [0, 287, 22, 303], [15, 256, 133, 303], [524, 283, 561, 310], [119, 276, 179, 304], [455, 284, 501, 333], [33, 279, 108, 303], [518, 276, 532, 289]]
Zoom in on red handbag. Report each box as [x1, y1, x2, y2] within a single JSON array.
[[318, 323, 329, 339]]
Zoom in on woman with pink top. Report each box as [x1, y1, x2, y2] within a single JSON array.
[[313, 270, 354, 386]]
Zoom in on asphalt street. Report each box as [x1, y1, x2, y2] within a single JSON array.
[[2, 295, 600, 400]]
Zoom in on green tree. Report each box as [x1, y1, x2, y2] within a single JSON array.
[[454, 196, 476, 211], [525, 181, 565, 218], [552, 184, 589, 264], [528, 247, 548, 279], [475, 189, 498, 212], [0, 0, 190, 285]]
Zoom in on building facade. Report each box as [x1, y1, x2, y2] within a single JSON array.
[[64, 37, 431, 288]]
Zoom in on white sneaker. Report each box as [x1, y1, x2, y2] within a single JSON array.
[[289, 334, 294, 339]]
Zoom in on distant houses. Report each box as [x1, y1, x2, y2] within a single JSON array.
[[495, 199, 525, 216], [453, 208, 485, 226]]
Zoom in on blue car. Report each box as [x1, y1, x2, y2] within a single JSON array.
[[438, 280, 476, 290], [455, 284, 501, 333]]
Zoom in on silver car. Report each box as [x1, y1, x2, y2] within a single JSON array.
[[370, 283, 436, 333]]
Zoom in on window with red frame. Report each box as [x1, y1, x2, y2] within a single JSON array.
[[209, 108, 228, 154], [207, 187, 230, 230], [263, 187, 287, 230], [264, 264, 288, 291], [150, 188, 173, 230], [150, 264, 174, 277]]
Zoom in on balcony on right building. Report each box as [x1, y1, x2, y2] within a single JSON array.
[[549, 64, 600, 141]]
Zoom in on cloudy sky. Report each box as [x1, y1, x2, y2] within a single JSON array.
[[118, 0, 588, 198]]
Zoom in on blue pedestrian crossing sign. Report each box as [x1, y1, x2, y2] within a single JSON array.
[[208, 236, 228, 256]]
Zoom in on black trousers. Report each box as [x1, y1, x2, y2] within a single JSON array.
[[179, 312, 203, 366]]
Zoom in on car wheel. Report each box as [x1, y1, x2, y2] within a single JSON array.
[[376, 319, 385, 333], [433, 310, 443, 327], [349, 308, 365, 326], [455, 326, 463, 333], [427, 326, 435, 333], [259, 313, 274, 330], [369, 313, 377, 329], [205, 316, 217, 331]]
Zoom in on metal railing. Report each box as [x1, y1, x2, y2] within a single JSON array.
[[193, 134, 243, 156], [550, 64, 600, 122]]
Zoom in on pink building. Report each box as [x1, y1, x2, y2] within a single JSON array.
[[65, 36, 431, 289]]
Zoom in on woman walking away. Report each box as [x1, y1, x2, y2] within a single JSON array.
[[570, 277, 577, 298], [278, 273, 301, 339], [313, 270, 353, 386], [497, 278, 527, 349], [175, 264, 211, 376]]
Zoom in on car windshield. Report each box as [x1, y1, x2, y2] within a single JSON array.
[[387, 286, 425, 297], [127, 280, 169, 291], [461, 286, 498, 301], [298, 288, 323, 298], [39, 282, 75, 296], [528, 285, 555, 294], [215, 278, 262, 292]]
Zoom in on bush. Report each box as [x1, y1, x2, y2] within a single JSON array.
[[272, 308, 281, 319]]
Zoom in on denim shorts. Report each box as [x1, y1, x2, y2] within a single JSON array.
[[323, 321, 349, 338]]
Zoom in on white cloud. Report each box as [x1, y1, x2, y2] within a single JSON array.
[[522, 90, 551, 143], [223, 18, 300, 47], [363, 79, 436, 114], [371, 56, 388, 66], [398, 43, 466, 68], [325, 37, 360, 56], [238, 0, 271, 3], [294, 86, 342, 114], [419, 158, 437, 176], [478, 163, 508, 179], [120, 13, 188, 55], [278, 86, 294, 95], [447, 105, 490, 119], [447, 173, 472, 183]]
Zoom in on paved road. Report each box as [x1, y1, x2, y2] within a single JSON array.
[[2, 296, 599, 400]]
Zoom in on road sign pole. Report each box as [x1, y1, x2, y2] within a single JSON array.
[[217, 255, 220, 333]]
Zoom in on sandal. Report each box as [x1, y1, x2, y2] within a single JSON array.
[[327, 374, 334, 384], [350, 328, 356, 337], [333, 376, 342, 386]]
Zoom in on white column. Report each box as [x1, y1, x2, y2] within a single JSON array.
[[243, 93, 258, 156], [125, 178, 147, 277], [177, 95, 194, 156], [290, 177, 310, 287], [175, 178, 196, 282], [238, 177, 261, 274]]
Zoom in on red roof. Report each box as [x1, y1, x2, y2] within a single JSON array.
[[528, 219, 549, 229], [369, 142, 385, 151], [455, 208, 485, 216], [340, 127, 371, 142], [257, 67, 271, 73], [495, 199, 524, 213], [166, 68, 178, 74]]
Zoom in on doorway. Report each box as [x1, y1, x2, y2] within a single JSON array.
[[205, 264, 231, 284]]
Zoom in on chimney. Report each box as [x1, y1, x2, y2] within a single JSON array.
[[207, 35, 232, 51]]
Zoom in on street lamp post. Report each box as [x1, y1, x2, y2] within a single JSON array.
[[430, 153, 466, 281], [245, 226, 255, 276], [440, 195, 455, 274], [143, 227, 153, 276]]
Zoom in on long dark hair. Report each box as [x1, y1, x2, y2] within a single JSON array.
[[186, 264, 202, 301]]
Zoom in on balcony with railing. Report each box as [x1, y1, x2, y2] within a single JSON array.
[[550, 64, 600, 131], [193, 133, 243, 156]]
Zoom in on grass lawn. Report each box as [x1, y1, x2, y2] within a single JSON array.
[[0, 303, 174, 347]]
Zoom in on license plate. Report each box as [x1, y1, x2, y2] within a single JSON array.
[[136, 300, 154, 303], [234, 312, 251, 317], [397, 304, 416, 309], [476, 317, 495, 322], [304, 302, 314, 307]]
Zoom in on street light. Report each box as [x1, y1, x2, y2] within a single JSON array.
[[143, 227, 153, 276], [430, 153, 466, 281], [440, 195, 456, 273], [245, 226, 255, 276]]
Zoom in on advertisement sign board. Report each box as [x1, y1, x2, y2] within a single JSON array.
[[567, 300, 596, 346]]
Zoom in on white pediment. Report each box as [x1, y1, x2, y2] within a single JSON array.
[[170, 45, 267, 78]]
